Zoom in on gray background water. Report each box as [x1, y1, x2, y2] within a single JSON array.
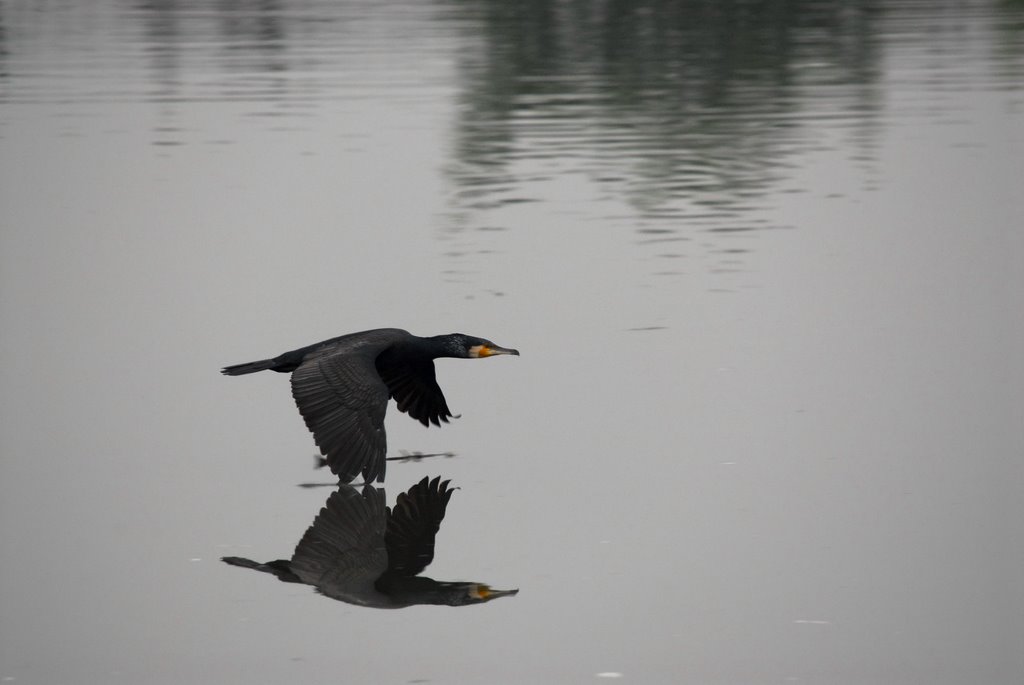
[[1, 1, 1022, 683]]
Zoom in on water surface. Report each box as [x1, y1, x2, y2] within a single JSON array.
[[1, 1, 1022, 683]]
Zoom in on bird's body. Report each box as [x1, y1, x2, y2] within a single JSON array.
[[222, 477, 518, 608], [222, 328, 518, 483]]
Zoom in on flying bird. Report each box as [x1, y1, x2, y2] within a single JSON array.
[[222, 328, 519, 483]]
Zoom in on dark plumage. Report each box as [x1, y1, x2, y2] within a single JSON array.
[[222, 476, 518, 608], [222, 328, 518, 483]]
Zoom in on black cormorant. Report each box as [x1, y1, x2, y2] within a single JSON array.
[[222, 328, 518, 483], [222, 476, 518, 608]]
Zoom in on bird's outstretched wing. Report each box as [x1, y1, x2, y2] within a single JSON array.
[[291, 352, 390, 483], [384, 476, 455, 577], [376, 356, 455, 427]]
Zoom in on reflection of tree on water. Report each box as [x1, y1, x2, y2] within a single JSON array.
[[0, 4, 9, 82], [223, 477, 518, 608], [977, 0, 1024, 91], [137, 0, 291, 144], [444, 0, 885, 234]]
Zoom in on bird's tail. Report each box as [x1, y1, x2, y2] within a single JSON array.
[[221, 556, 266, 570], [221, 557, 299, 582], [221, 358, 276, 376]]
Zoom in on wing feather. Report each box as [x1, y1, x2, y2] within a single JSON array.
[[291, 353, 390, 483], [376, 357, 454, 428]]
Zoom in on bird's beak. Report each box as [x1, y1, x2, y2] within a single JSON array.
[[490, 345, 519, 357], [471, 345, 520, 358]]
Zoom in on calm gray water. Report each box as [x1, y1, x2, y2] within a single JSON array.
[[1, 1, 1022, 683]]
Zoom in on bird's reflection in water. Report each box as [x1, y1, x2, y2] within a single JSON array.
[[222, 477, 518, 608]]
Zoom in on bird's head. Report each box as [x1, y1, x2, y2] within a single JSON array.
[[442, 334, 520, 359]]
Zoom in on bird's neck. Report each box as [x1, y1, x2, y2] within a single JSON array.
[[420, 335, 461, 359]]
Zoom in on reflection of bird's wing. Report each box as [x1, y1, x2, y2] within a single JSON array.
[[291, 350, 390, 483], [288, 485, 391, 606], [384, 476, 455, 578], [376, 355, 454, 427]]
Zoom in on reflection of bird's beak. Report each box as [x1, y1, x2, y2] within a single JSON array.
[[472, 584, 520, 600]]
